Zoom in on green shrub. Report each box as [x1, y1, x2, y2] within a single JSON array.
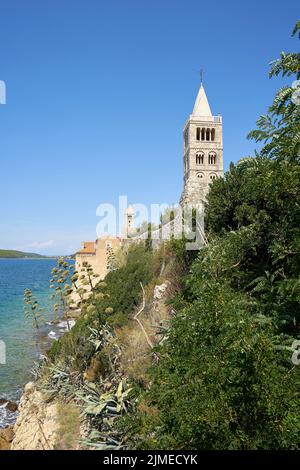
[[48, 244, 155, 365]]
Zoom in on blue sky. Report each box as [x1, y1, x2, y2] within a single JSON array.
[[0, 0, 298, 255]]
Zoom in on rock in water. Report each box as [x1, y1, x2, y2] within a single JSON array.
[[0, 399, 18, 412]]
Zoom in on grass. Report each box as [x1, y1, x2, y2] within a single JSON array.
[[55, 402, 82, 450]]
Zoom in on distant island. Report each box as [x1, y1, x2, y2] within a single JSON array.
[[0, 249, 47, 259]]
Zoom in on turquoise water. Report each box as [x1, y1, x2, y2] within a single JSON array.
[[0, 259, 57, 400]]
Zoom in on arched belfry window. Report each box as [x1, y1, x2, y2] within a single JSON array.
[[196, 152, 204, 165], [196, 127, 200, 141], [208, 152, 216, 165], [201, 128, 205, 140], [209, 173, 217, 180], [206, 129, 210, 141], [211, 128, 215, 141], [197, 172, 204, 179]]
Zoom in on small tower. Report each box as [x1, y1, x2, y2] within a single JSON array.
[[124, 205, 135, 237], [180, 81, 223, 206]]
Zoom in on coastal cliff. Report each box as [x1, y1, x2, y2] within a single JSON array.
[[8, 244, 177, 450], [6, 149, 300, 451], [11, 382, 58, 450]]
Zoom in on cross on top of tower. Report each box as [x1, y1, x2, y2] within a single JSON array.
[[200, 68, 204, 85]]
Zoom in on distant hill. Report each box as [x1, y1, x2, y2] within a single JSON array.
[[0, 249, 47, 259]]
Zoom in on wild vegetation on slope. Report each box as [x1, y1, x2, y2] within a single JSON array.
[[22, 21, 300, 450], [116, 22, 300, 450], [26, 242, 187, 449]]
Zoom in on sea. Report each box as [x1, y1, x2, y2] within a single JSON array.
[[0, 258, 61, 429]]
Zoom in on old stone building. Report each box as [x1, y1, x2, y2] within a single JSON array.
[[76, 81, 223, 277], [75, 237, 122, 280], [180, 82, 223, 206]]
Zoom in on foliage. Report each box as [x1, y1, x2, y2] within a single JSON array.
[[119, 21, 300, 450], [205, 157, 300, 333], [48, 244, 155, 365], [205, 24, 300, 336], [122, 284, 299, 449], [39, 21, 300, 451], [23, 288, 45, 330], [247, 22, 300, 159], [50, 257, 75, 327], [40, 321, 132, 450], [81, 380, 132, 450]]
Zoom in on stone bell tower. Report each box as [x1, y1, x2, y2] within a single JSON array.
[[123, 205, 135, 237], [180, 81, 223, 206]]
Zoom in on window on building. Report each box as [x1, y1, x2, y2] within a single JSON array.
[[197, 172, 204, 179], [211, 128, 215, 141], [196, 127, 200, 141], [209, 173, 217, 180], [206, 128, 210, 141], [208, 152, 216, 164], [201, 128, 205, 140], [196, 152, 204, 164]]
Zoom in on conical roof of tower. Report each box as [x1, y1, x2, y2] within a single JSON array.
[[192, 83, 212, 117], [126, 205, 135, 215]]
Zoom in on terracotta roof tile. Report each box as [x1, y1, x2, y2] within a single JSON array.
[[77, 241, 96, 255]]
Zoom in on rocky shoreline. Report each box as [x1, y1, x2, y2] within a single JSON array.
[[0, 400, 18, 450], [0, 399, 18, 413], [0, 310, 80, 450], [0, 382, 59, 450], [0, 279, 172, 450]]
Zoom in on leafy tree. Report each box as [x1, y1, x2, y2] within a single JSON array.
[[131, 284, 299, 449], [120, 21, 300, 450], [248, 21, 300, 159], [205, 22, 300, 335]]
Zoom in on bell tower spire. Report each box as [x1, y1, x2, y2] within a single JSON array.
[[192, 82, 212, 118], [180, 80, 223, 206]]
